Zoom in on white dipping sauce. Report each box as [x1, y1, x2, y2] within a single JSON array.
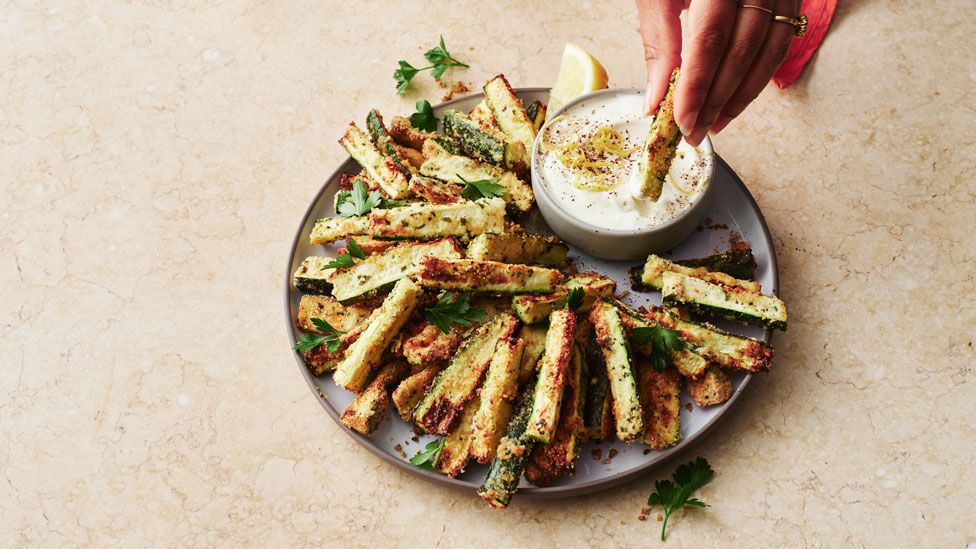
[[535, 93, 712, 232]]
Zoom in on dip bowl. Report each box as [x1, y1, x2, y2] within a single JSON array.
[[531, 88, 715, 261]]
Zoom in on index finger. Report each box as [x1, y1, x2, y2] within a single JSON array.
[[673, 0, 738, 135]]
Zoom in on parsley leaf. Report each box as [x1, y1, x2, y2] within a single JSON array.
[[458, 174, 507, 201], [337, 178, 383, 217], [647, 457, 714, 541], [319, 238, 365, 271], [409, 100, 438, 132], [394, 60, 420, 93], [409, 438, 446, 471], [394, 37, 469, 93], [565, 287, 584, 310], [424, 35, 469, 78], [631, 322, 685, 372], [346, 237, 366, 260], [425, 292, 487, 334], [292, 318, 346, 353]]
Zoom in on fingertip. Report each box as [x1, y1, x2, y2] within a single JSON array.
[[674, 109, 696, 137], [642, 83, 655, 116], [686, 126, 708, 148], [710, 115, 732, 135]]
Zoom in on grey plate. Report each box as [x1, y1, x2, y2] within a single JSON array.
[[284, 88, 778, 499]]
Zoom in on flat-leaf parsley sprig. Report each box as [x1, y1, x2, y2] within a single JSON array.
[[647, 457, 714, 541], [394, 36, 469, 93], [409, 438, 446, 471], [409, 100, 438, 132], [292, 318, 346, 353], [564, 287, 584, 310], [631, 321, 685, 372], [425, 292, 487, 334], [337, 179, 382, 217], [319, 237, 366, 270], [458, 174, 507, 201]]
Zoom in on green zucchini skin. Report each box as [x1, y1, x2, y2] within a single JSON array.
[[676, 249, 756, 281], [478, 378, 537, 509], [366, 109, 411, 178], [582, 332, 612, 439], [661, 271, 787, 331], [442, 109, 510, 168], [293, 256, 335, 294], [629, 249, 758, 292], [525, 100, 546, 132]]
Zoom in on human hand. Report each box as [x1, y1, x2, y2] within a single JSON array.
[[637, 0, 800, 146]]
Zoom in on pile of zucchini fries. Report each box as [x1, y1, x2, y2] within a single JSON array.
[[292, 74, 787, 509]]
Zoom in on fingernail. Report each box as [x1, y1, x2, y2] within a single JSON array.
[[687, 127, 709, 147], [710, 116, 732, 135], [643, 87, 654, 116], [676, 112, 696, 136]]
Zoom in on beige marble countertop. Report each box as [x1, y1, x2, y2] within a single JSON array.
[[3, 0, 974, 546]]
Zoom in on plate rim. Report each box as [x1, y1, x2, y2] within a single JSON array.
[[283, 88, 778, 499]]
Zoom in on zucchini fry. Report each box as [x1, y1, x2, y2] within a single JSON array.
[[392, 363, 443, 421], [516, 323, 548, 384], [685, 365, 733, 407], [412, 313, 521, 434], [524, 342, 586, 486], [369, 198, 507, 241], [436, 395, 481, 478], [470, 337, 525, 463], [417, 257, 562, 295], [589, 299, 644, 442], [525, 308, 576, 443], [466, 233, 569, 267], [388, 115, 438, 150], [630, 253, 761, 293], [339, 122, 410, 199], [636, 68, 680, 201], [340, 360, 407, 435], [478, 379, 537, 509], [636, 361, 682, 450], [333, 278, 423, 392]]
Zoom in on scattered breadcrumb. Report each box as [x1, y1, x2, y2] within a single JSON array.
[[686, 403, 693, 412], [609, 448, 619, 459], [615, 290, 630, 300], [602, 458, 611, 464], [441, 80, 471, 101], [592, 449, 603, 461], [705, 217, 713, 225], [643, 449, 651, 455], [729, 231, 749, 251], [695, 225, 704, 232], [394, 444, 402, 452], [638, 515, 647, 522]]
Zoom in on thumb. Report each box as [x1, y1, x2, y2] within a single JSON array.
[[636, 0, 684, 115]]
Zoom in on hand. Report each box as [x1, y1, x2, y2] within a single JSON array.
[[637, 0, 800, 146]]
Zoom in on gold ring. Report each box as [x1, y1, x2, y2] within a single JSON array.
[[773, 13, 808, 37], [740, 4, 773, 15]]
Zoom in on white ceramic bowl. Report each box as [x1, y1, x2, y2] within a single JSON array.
[[531, 88, 715, 261]]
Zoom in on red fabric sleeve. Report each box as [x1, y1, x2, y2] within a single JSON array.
[[772, 0, 838, 89]]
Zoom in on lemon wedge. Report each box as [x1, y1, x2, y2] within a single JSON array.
[[547, 43, 610, 120]]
